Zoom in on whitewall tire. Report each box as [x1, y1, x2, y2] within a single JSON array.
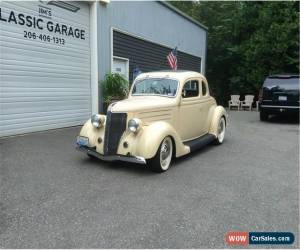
[[216, 117, 226, 144], [149, 136, 173, 173]]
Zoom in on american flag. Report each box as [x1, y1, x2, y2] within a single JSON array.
[[167, 47, 177, 70]]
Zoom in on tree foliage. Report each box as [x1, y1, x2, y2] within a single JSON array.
[[170, 1, 299, 104]]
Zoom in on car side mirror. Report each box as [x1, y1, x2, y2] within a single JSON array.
[[181, 89, 186, 98]]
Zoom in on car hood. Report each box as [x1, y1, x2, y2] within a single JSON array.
[[110, 96, 177, 113]]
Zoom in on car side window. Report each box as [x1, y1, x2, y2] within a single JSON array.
[[202, 81, 207, 96], [182, 80, 199, 98]]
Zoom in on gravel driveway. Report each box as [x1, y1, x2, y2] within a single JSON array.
[[0, 111, 299, 248]]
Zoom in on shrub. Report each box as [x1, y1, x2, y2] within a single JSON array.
[[101, 73, 129, 103]]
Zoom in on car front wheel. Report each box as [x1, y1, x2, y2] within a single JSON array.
[[149, 136, 173, 173], [215, 117, 226, 145]]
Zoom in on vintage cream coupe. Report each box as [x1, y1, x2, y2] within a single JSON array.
[[76, 71, 228, 172]]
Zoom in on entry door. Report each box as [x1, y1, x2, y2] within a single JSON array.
[[179, 79, 203, 141], [112, 56, 129, 80]]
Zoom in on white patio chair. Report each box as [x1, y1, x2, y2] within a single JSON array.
[[241, 95, 254, 111], [228, 95, 241, 110]]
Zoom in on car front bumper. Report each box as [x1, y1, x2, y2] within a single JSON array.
[[260, 104, 300, 114], [76, 145, 146, 164]]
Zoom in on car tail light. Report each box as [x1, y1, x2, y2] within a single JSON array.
[[258, 88, 263, 102]]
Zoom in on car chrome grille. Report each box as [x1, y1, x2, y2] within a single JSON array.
[[103, 112, 127, 155]]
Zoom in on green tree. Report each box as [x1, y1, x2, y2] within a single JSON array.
[[170, 1, 299, 105], [230, 2, 299, 94]]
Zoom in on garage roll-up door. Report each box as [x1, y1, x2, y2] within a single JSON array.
[[113, 30, 202, 83], [0, 1, 91, 137]]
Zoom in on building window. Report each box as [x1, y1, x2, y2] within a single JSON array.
[[112, 56, 129, 81]]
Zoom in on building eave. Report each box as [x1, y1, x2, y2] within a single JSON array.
[[159, 1, 208, 31]]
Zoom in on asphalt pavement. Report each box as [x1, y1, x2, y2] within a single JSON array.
[[0, 111, 299, 248]]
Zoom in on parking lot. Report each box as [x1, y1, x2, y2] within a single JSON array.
[[0, 111, 299, 248]]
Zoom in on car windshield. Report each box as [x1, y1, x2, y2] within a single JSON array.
[[131, 78, 178, 97]]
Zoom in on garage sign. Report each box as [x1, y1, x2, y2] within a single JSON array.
[[0, 1, 86, 46]]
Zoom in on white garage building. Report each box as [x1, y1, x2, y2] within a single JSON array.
[[0, 1, 207, 137]]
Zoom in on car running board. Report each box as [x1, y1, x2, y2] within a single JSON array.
[[184, 134, 216, 153]]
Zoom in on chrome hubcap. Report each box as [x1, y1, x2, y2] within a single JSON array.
[[160, 137, 172, 170]]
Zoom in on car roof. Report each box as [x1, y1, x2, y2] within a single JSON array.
[[135, 70, 205, 82], [268, 74, 299, 79]]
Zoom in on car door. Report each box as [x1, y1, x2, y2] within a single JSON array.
[[179, 79, 203, 141], [198, 79, 214, 134]]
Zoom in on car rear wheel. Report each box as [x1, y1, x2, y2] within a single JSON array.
[[215, 117, 226, 145], [260, 111, 269, 121], [149, 136, 173, 173]]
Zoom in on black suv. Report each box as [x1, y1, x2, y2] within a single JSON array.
[[259, 74, 299, 121]]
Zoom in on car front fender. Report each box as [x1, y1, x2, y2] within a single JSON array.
[[78, 119, 106, 153], [117, 121, 189, 159]]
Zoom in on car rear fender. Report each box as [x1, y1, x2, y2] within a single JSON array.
[[209, 106, 228, 137]]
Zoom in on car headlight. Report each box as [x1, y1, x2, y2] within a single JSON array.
[[128, 118, 142, 133], [91, 114, 105, 128]]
